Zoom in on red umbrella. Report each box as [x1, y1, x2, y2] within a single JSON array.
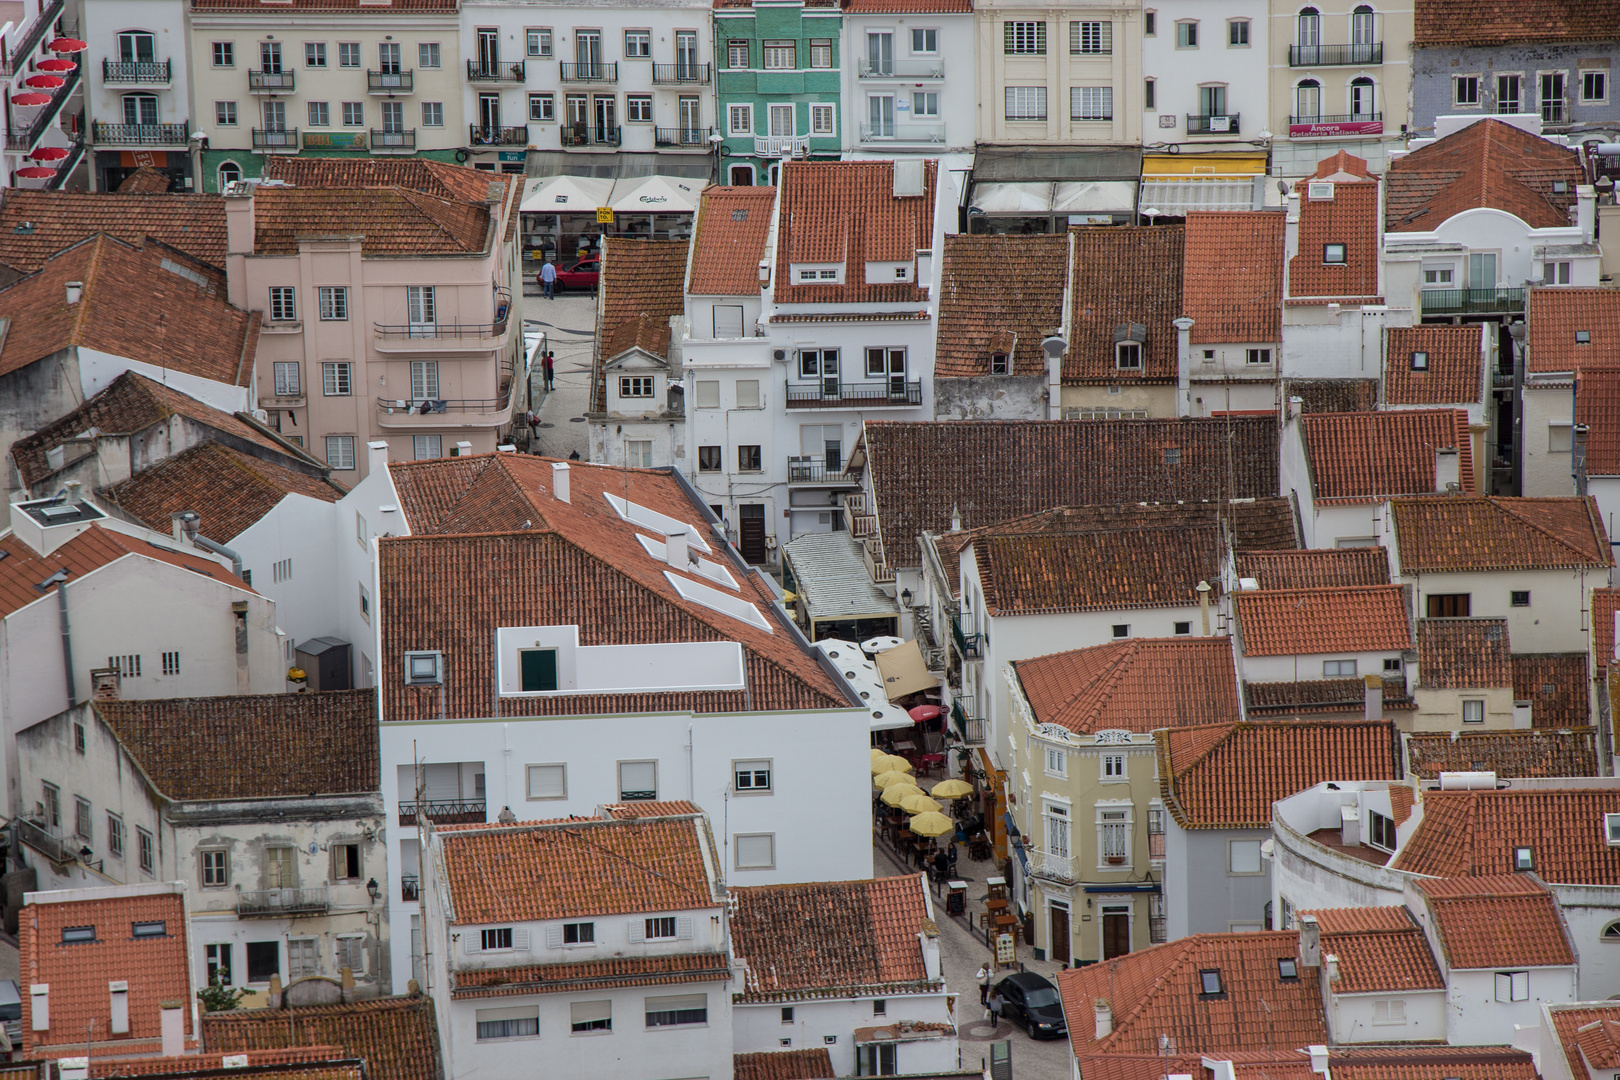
[[36, 58, 75, 72], [15, 166, 55, 179], [10, 93, 50, 106], [47, 38, 87, 53], [908, 705, 942, 723], [28, 146, 68, 161], [22, 74, 63, 89]]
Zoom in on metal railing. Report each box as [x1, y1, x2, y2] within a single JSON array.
[[368, 69, 413, 93], [1289, 112, 1383, 127], [378, 396, 512, 415], [950, 614, 980, 659], [950, 700, 985, 744], [1289, 42, 1383, 66], [469, 124, 528, 146], [103, 58, 171, 83], [248, 69, 296, 92], [859, 123, 945, 144], [93, 121, 188, 145], [237, 887, 330, 918], [654, 125, 712, 147], [1186, 112, 1240, 134], [786, 456, 855, 485], [754, 133, 809, 156], [857, 60, 945, 79], [467, 59, 525, 81], [653, 63, 710, 84], [1028, 850, 1075, 883], [560, 62, 617, 83], [252, 127, 299, 151], [401, 876, 420, 902], [373, 316, 508, 340], [1420, 287, 1527, 316], [15, 818, 72, 863], [4, 64, 78, 153], [785, 379, 923, 408], [399, 799, 487, 825], [562, 124, 621, 148], [47, 135, 83, 188], [370, 128, 415, 151], [0, 0, 63, 76]]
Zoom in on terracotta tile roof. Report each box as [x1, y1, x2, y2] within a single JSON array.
[[1306, 906, 1445, 992], [1288, 167, 1380, 300], [92, 1049, 355, 1078], [192, 0, 455, 9], [1391, 495, 1611, 571], [1391, 783, 1415, 824], [1235, 585, 1412, 657], [970, 500, 1297, 554], [845, 0, 968, 9], [99, 441, 346, 541], [1392, 787, 1620, 882], [731, 876, 934, 1001], [1015, 638, 1240, 734], [1386, 120, 1583, 233], [440, 816, 717, 924], [450, 951, 730, 999], [1301, 409, 1474, 502], [1157, 720, 1399, 828], [12, 370, 313, 490], [1406, 728, 1600, 780], [1385, 325, 1487, 405], [734, 1049, 837, 1080], [93, 689, 377, 802], [200, 996, 442, 1080], [1530, 288, 1620, 373], [1514, 653, 1591, 727], [0, 234, 258, 385], [1417, 618, 1510, 688], [592, 238, 689, 412], [774, 160, 935, 305], [1415, 874, 1575, 968], [1415, 0, 1620, 49], [1331, 1046, 1540, 1080], [1550, 1003, 1620, 1080], [0, 190, 226, 271], [1235, 548, 1389, 589], [1064, 225, 1184, 384], [1576, 368, 1620, 474], [935, 234, 1067, 378], [378, 456, 846, 720], [976, 522, 1222, 615], [1057, 931, 1328, 1057], [1287, 378, 1378, 413], [688, 185, 776, 296], [855, 417, 1279, 570], [1595, 587, 1620, 674], [1244, 677, 1413, 716], [263, 157, 511, 206], [21, 887, 193, 1055], [601, 800, 704, 819], [250, 187, 492, 257], [1184, 212, 1284, 345], [0, 523, 249, 620], [115, 167, 170, 195]]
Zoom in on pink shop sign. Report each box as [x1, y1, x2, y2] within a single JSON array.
[[1289, 119, 1384, 138]]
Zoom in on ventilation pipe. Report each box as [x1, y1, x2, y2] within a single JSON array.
[[36, 569, 75, 707], [1197, 581, 1212, 636], [175, 511, 244, 577]]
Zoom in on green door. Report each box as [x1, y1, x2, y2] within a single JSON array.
[[520, 648, 557, 691]]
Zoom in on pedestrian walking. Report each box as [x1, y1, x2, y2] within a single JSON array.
[[543, 351, 555, 390], [977, 965, 990, 1006], [540, 259, 556, 300]]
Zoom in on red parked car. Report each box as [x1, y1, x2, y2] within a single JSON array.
[[552, 256, 600, 292]]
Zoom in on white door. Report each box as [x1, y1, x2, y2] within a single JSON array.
[[868, 95, 894, 138]]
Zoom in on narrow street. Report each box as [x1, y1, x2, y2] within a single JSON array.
[[520, 281, 597, 461]]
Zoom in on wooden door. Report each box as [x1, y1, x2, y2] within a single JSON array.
[[1050, 906, 1070, 964], [739, 504, 767, 564], [1102, 910, 1130, 960]]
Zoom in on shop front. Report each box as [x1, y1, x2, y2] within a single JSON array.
[[97, 148, 191, 193]]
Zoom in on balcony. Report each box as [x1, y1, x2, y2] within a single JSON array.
[[857, 60, 944, 79], [15, 817, 73, 864], [754, 133, 809, 157], [370, 128, 416, 153], [1028, 850, 1075, 883], [237, 887, 330, 918], [950, 615, 980, 659], [653, 63, 711, 85], [0, 0, 63, 76], [654, 125, 713, 148], [560, 62, 617, 84], [3, 62, 79, 153], [399, 799, 487, 826], [248, 70, 295, 93], [470, 124, 528, 147], [93, 121, 188, 146], [1420, 287, 1527, 316], [374, 316, 509, 341], [950, 700, 985, 744], [368, 69, 413, 94], [786, 456, 857, 486], [102, 58, 171, 85], [1289, 42, 1384, 66], [860, 123, 945, 145], [785, 379, 923, 408], [1186, 112, 1239, 135], [562, 124, 621, 148], [467, 59, 526, 82], [252, 127, 299, 152], [401, 876, 420, 902]]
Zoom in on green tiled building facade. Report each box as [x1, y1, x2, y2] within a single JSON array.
[[714, 0, 843, 186]]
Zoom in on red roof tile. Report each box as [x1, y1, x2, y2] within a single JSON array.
[[730, 876, 935, 1001], [1415, 0, 1620, 49], [601, 800, 704, 819], [1415, 874, 1575, 968], [1288, 378, 1379, 413], [1184, 212, 1284, 345], [1306, 906, 1445, 992], [844, 0, 968, 9], [1015, 638, 1240, 734], [0, 190, 226, 271], [1392, 787, 1620, 882], [1235, 585, 1412, 657], [1405, 727, 1600, 779], [1245, 678, 1412, 717], [935, 234, 1067, 378], [1417, 618, 1511, 688], [1391, 495, 1611, 571], [734, 1049, 837, 1080], [1596, 586, 1620, 675], [249, 187, 493, 256], [1576, 368, 1620, 475], [1513, 653, 1591, 727], [688, 185, 776, 296], [200, 996, 442, 1080], [1234, 548, 1390, 589], [1302, 409, 1474, 502], [976, 522, 1222, 615], [94, 1050, 359, 1079], [451, 952, 730, 999], [1386, 120, 1583, 232], [591, 238, 688, 412], [1331, 1047, 1540, 1080], [1385, 325, 1487, 405], [1288, 166, 1380, 300], [1065, 225, 1184, 384], [1532, 289, 1620, 373], [114, 167, 171, 195], [1551, 1002, 1620, 1080], [1157, 720, 1399, 828], [192, 0, 455, 9], [774, 160, 935, 305], [0, 523, 249, 620]]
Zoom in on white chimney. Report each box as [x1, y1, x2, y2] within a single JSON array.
[[1093, 998, 1113, 1039], [63, 480, 81, 505], [1339, 805, 1360, 847], [1323, 954, 1340, 985], [1308, 1045, 1330, 1074], [1285, 191, 1302, 262], [551, 461, 571, 503], [454, 440, 473, 458], [367, 440, 389, 474], [1173, 317, 1195, 417], [666, 529, 690, 569], [109, 982, 129, 1034], [1363, 673, 1383, 721], [1042, 336, 1067, 421], [64, 281, 83, 305], [1299, 914, 1321, 967], [1435, 447, 1460, 493], [1200, 1062, 1237, 1080], [1513, 700, 1533, 729], [919, 926, 942, 981], [160, 1004, 184, 1056]]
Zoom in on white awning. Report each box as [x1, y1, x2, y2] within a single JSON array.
[[520, 174, 614, 214], [968, 181, 1053, 214], [1050, 180, 1137, 214], [608, 174, 701, 214]]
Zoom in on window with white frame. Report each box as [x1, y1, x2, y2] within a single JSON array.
[[1004, 21, 1045, 54], [268, 287, 296, 322], [1044, 746, 1066, 777], [734, 760, 771, 793], [422, 102, 444, 127], [626, 440, 652, 468], [412, 435, 442, 460], [529, 94, 554, 122], [1247, 348, 1271, 365], [420, 42, 441, 67], [645, 994, 707, 1027], [216, 101, 238, 125], [1228, 18, 1249, 45], [1098, 808, 1130, 864], [1044, 803, 1069, 858], [1462, 699, 1485, 723], [1495, 971, 1529, 1002], [1071, 86, 1112, 120], [729, 103, 753, 134], [618, 761, 657, 801], [1583, 68, 1608, 103], [911, 92, 937, 117], [1176, 20, 1198, 47], [1102, 753, 1126, 780], [342, 101, 364, 127], [322, 362, 352, 396], [527, 29, 552, 57], [477, 1006, 538, 1040], [735, 833, 775, 870], [272, 361, 300, 396], [325, 436, 355, 470], [763, 40, 796, 69], [809, 39, 832, 67], [1372, 999, 1406, 1024], [1071, 21, 1111, 54], [526, 763, 566, 799], [727, 39, 749, 68], [1322, 659, 1357, 677], [1368, 810, 1397, 850], [810, 103, 835, 134], [1229, 839, 1262, 874], [1423, 264, 1455, 285], [338, 42, 360, 67], [1005, 86, 1047, 121], [318, 286, 348, 320], [911, 28, 937, 53], [307, 101, 330, 127], [624, 30, 651, 58], [620, 376, 655, 398]]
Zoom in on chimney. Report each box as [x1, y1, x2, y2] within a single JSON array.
[[233, 600, 249, 695], [1287, 395, 1304, 425], [1323, 954, 1340, 985], [1197, 580, 1212, 636], [551, 461, 571, 503], [64, 281, 82, 305], [1173, 317, 1195, 417], [453, 440, 473, 458], [1093, 998, 1113, 1040], [159, 1003, 184, 1056], [1513, 700, 1533, 729], [171, 511, 188, 543], [367, 440, 390, 475], [919, 924, 942, 981], [1308, 1045, 1330, 1074], [1434, 447, 1460, 493], [224, 185, 255, 308], [63, 480, 81, 505], [1363, 673, 1383, 721], [1299, 914, 1321, 967], [1285, 190, 1301, 262], [91, 668, 121, 701], [916, 248, 933, 293], [1574, 423, 1590, 495], [1042, 336, 1067, 421], [1339, 804, 1360, 847], [1577, 183, 1597, 241], [666, 529, 690, 570]]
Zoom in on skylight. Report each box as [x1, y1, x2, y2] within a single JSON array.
[[664, 571, 771, 633], [635, 534, 738, 590], [603, 493, 712, 553]]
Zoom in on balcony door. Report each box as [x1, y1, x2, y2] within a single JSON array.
[[262, 100, 286, 132], [593, 94, 615, 142], [675, 31, 698, 77], [576, 30, 602, 76], [769, 103, 794, 137], [477, 27, 499, 68], [407, 286, 436, 334], [679, 95, 701, 139], [1350, 77, 1375, 118], [1102, 906, 1130, 960], [1199, 84, 1226, 119], [801, 425, 842, 471], [479, 92, 501, 132], [123, 93, 157, 126], [378, 42, 402, 74], [1295, 79, 1320, 121], [381, 100, 404, 133], [1351, 5, 1376, 45], [1296, 7, 1319, 47], [118, 31, 155, 63], [867, 94, 894, 138], [866, 31, 893, 75], [260, 41, 282, 73], [1468, 252, 1498, 290]]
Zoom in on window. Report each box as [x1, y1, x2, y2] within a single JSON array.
[[646, 994, 707, 1027], [216, 100, 238, 126], [1426, 593, 1471, 617], [619, 760, 657, 801], [342, 101, 364, 126], [307, 100, 331, 128], [1408, 349, 1431, 372], [138, 827, 154, 873], [528, 94, 554, 122], [478, 1006, 539, 1040], [763, 40, 796, 69], [272, 361, 302, 400], [645, 916, 678, 940], [1174, 621, 1191, 635], [269, 286, 296, 322], [1462, 699, 1485, 724], [619, 376, 654, 398], [202, 850, 229, 887], [1369, 810, 1397, 850], [1423, 266, 1454, 286], [1071, 21, 1111, 54], [1384, 658, 1404, 673], [1229, 839, 1263, 874], [109, 654, 141, 679], [527, 763, 566, 800], [809, 39, 832, 67], [1150, 893, 1166, 942], [1495, 971, 1529, 1002], [1455, 75, 1480, 106], [990, 351, 1009, 374], [1071, 86, 1112, 120], [571, 1001, 611, 1033], [520, 648, 558, 691], [1514, 845, 1534, 870], [782, 1007, 795, 1024], [811, 103, 835, 134], [1102, 754, 1125, 779], [1372, 999, 1405, 1024], [1144, 10, 1156, 35], [735, 760, 771, 792], [326, 436, 356, 471], [316, 286, 348, 321], [412, 100, 441, 127], [72, 796, 90, 839], [1544, 260, 1572, 285], [1045, 805, 1069, 858], [735, 833, 776, 869], [1099, 810, 1129, 863], [1199, 969, 1223, 995], [1176, 20, 1198, 47], [728, 103, 753, 134], [207, 944, 232, 986], [322, 362, 353, 396], [1541, 72, 1566, 122], [62, 925, 95, 944], [272, 558, 293, 582], [420, 42, 441, 67], [1497, 74, 1522, 113], [727, 39, 749, 68], [738, 445, 762, 471], [1278, 957, 1298, 979], [218, 161, 242, 186], [72, 719, 86, 754], [1004, 21, 1045, 54], [696, 380, 721, 408], [305, 42, 326, 67], [698, 446, 722, 472], [1323, 243, 1347, 264], [213, 41, 234, 67], [1323, 659, 1357, 677], [288, 938, 318, 978], [338, 42, 360, 68], [1228, 19, 1249, 45], [482, 927, 514, 951], [563, 922, 594, 945], [909, 28, 938, 54], [246, 941, 279, 983], [1044, 747, 1066, 777], [108, 815, 124, 858], [331, 844, 360, 881], [1247, 348, 1272, 365], [872, 999, 886, 1016], [627, 94, 652, 122], [1583, 69, 1608, 103], [625, 440, 653, 468], [1116, 342, 1141, 369], [528, 29, 553, 57]]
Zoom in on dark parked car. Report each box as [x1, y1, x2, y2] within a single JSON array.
[[993, 971, 1067, 1040], [553, 256, 600, 291]]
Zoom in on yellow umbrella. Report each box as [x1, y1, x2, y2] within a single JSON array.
[[883, 755, 914, 773], [908, 811, 956, 837], [874, 770, 914, 789], [900, 793, 943, 814], [881, 783, 924, 807], [931, 778, 974, 799], [873, 753, 910, 775], [871, 747, 889, 764]]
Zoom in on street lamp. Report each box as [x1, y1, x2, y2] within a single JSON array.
[[366, 877, 381, 905]]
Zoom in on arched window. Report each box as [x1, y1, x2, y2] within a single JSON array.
[[217, 161, 243, 190], [1297, 7, 1320, 48], [121, 93, 158, 128], [1351, 76, 1376, 118], [1602, 921, 1620, 942], [1296, 79, 1321, 121], [1352, 5, 1376, 45]]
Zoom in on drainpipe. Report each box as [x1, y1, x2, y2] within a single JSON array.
[[173, 511, 244, 577], [232, 601, 249, 695], [38, 570, 76, 707]]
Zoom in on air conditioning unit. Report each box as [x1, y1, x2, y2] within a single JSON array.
[[773, 349, 787, 361], [404, 650, 444, 686], [1307, 181, 1335, 201]]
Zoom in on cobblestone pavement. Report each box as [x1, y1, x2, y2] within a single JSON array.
[[519, 286, 597, 460]]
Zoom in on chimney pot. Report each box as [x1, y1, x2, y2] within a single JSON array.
[[63, 480, 81, 505], [1299, 914, 1321, 967], [1308, 1045, 1330, 1074], [1323, 954, 1340, 984], [1363, 673, 1383, 721], [64, 281, 82, 305], [552, 461, 571, 504], [1434, 447, 1461, 493], [367, 440, 389, 474], [666, 529, 690, 570], [1093, 998, 1113, 1039]]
